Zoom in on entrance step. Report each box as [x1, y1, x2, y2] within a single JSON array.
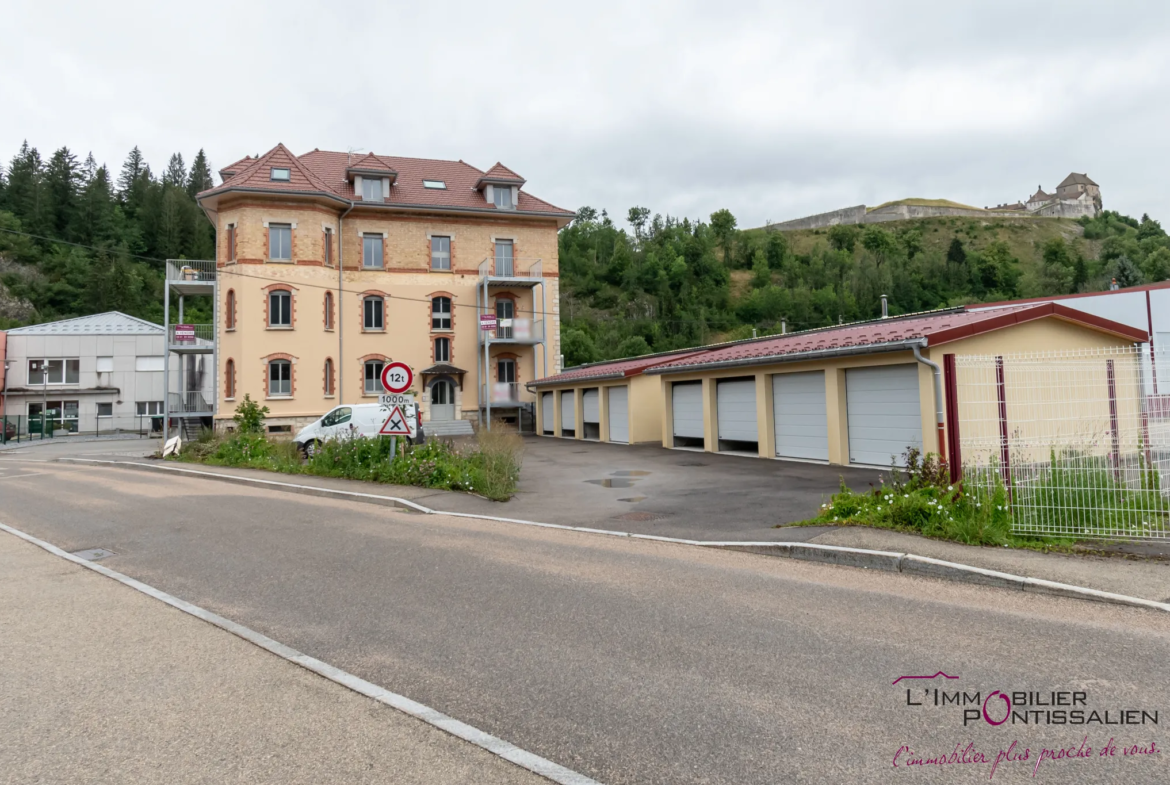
[[425, 420, 475, 438]]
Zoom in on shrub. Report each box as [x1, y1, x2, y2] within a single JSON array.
[[232, 394, 269, 434]]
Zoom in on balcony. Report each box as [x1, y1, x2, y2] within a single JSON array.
[[478, 257, 543, 288], [167, 391, 213, 416], [166, 259, 216, 295], [168, 324, 215, 352], [481, 382, 523, 407], [479, 318, 544, 346]]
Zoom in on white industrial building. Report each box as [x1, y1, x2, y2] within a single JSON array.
[[1, 312, 212, 436]]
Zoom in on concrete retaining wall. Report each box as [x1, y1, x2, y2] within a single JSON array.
[[768, 202, 1096, 232], [769, 205, 867, 231]]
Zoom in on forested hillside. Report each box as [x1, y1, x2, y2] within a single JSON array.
[[557, 206, 1170, 366], [0, 141, 215, 328]]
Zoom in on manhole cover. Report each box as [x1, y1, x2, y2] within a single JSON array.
[[70, 548, 116, 562], [612, 511, 666, 522]]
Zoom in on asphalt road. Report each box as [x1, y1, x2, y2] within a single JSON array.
[[3, 458, 1170, 784]]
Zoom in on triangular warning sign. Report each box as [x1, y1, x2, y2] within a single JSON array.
[[379, 405, 411, 436]]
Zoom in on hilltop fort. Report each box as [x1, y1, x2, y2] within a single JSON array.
[[770, 172, 1101, 231]]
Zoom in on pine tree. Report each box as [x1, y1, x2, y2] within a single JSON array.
[[117, 146, 145, 194], [186, 149, 213, 199], [77, 165, 116, 245], [6, 141, 47, 234], [164, 153, 187, 189], [44, 147, 81, 239]]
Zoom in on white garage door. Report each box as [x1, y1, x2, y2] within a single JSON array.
[[582, 389, 600, 423], [541, 392, 554, 434], [846, 365, 922, 466], [716, 378, 758, 444], [560, 390, 576, 433], [608, 386, 629, 443], [773, 371, 829, 461], [672, 382, 703, 440]]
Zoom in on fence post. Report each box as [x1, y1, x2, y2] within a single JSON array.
[[995, 355, 1011, 498], [1106, 358, 1120, 481], [943, 353, 961, 485]]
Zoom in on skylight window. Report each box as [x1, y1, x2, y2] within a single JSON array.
[[423, 179, 447, 190], [271, 167, 291, 181]]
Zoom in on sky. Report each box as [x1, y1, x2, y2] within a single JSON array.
[[4, 1, 1169, 229]]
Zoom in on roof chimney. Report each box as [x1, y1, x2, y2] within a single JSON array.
[[752, 328, 758, 339], [881, 294, 889, 318], [781, 318, 787, 335]]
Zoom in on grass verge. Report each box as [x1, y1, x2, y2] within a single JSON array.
[[174, 427, 524, 502]]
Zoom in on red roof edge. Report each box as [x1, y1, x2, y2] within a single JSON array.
[[974, 279, 1170, 310], [621, 350, 708, 377], [928, 302, 1148, 346]]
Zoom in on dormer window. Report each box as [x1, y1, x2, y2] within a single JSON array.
[[423, 180, 446, 190], [493, 186, 514, 209], [271, 167, 291, 181], [362, 178, 383, 201]]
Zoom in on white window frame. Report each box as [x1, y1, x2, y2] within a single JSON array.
[[423, 180, 447, 190], [493, 186, 514, 209], [268, 359, 292, 397], [269, 290, 292, 328], [136, 401, 164, 416], [27, 358, 79, 385], [269, 223, 292, 261], [434, 337, 451, 363], [363, 296, 385, 331], [270, 167, 291, 181], [361, 177, 383, 201], [97, 402, 114, 418], [364, 360, 385, 395], [432, 296, 452, 330], [431, 235, 451, 270], [362, 234, 384, 269]]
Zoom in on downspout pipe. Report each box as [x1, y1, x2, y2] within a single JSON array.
[[337, 200, 355, 402], [912, 340, 947, 463]]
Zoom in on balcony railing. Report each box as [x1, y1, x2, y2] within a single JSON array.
[[478, 257, 543, 280], [167, 391, 213, 415], [481, 382, 522, 406], [166, 259, 217, 283], [168, 324, 215, 347], [481, 318, 544, 344]]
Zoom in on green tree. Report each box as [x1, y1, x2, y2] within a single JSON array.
[[627, 206, 650, 242], [1143, 247, 1170, 282], [946, 237, 966, 266], [765, 231, 788, 270], [751, 249, 770, 288], [827, 224, 857, 253], [861, 226, 897, 266], [709, 208, 737, 265], [561, 328, 599, 367], [1110, 255, 1144, 288], [616, 335, 651, 357], [163, 153, 187, 188]]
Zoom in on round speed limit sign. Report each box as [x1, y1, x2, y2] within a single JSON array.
[[380, 361, 414, 394]]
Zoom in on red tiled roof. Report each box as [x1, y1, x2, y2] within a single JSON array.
[[219, 155, 254, 177], [346, 152, 397, 174], [647, 303, 1148, 373], [528, 349, 708, 387], [199, 146, 571, 217], [478, 162, 525, 184]]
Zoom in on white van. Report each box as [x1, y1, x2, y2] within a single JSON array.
[[294, 403, 422, 457]]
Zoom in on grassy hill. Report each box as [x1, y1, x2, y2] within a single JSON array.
[[866, 198, 985, 212]]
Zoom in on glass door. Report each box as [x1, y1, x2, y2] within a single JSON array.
[[495, 240, 514, 277], [496, 299, 514, 340]]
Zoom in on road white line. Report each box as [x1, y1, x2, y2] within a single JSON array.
[[0, 472, 50, 481], [0, 521, 605, 785]]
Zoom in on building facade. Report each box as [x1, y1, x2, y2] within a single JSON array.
[[197, 145, 574, 432], [0, 312, 204, 435]]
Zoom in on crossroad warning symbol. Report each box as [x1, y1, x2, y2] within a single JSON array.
[[379, 405, 411, 436]]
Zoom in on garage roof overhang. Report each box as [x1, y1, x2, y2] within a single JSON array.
[[644, 339, 925, 376]]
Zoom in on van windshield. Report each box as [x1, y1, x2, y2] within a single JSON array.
[[322, 407, 352, 427]]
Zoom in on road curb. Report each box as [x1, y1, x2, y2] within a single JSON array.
[[58, 458, 1170, 614]]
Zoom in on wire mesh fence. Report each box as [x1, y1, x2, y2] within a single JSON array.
[[1, 414, 161, 444], [954, 346, 1170, 540]]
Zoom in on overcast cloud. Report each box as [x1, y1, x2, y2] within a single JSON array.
[[4, 1, 1169, 228]]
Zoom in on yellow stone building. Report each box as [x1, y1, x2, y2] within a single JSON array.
[[196, 144, 574, 433]]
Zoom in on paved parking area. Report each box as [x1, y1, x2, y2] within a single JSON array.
[[431, 436, 884, 541]]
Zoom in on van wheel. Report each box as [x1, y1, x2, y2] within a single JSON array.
[[301, 440, 322, 459]]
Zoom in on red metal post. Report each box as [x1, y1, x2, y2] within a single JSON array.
[[995, 356, 1011, 496], [943, 353, 961, 485]]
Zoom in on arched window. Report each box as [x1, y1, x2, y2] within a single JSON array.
[[225, 289, 236, 330], [434, 337, 450, 363], [269, 289, 292, 328], [431, 296, 451, 330], [268, 359, 292, 396], [324, 358, 335, 396], [363, 295, 384, 331], [225, 358, 235, 398], [324, 291, 334, 330]]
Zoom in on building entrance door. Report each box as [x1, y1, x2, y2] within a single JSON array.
[[430, 380, 455, 421]]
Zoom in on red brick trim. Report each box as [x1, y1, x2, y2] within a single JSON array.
[[323, 291, 335, 331], [323, 357, 336, 396], [359, 290, 390, 332], [224, 357, 236, 399], [357, 354, 392, 396], [225, 289, 237, 331], [263, 284, 297, 330], [261, 352, 298, 398], [493, 351, 521, 384]]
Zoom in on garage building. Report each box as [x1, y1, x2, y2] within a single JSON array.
[[527, 349, 704, 444], [645, 302, 1147, 467]]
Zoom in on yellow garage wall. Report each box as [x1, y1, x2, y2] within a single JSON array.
[[530, 372, 666, 444], [214, 198, 560, 428]]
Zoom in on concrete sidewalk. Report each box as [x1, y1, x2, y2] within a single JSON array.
[[0, 533, 549, 785]]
